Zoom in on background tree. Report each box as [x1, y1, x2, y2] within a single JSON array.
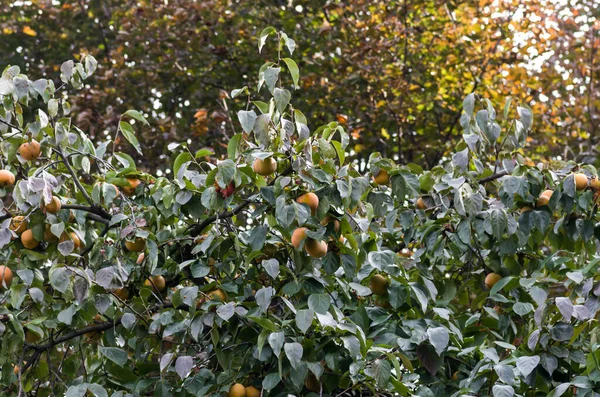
[[1, 0, 598, 171], [1, 27, 600, 396]]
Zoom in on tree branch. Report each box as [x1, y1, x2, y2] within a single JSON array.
[[61, 204, 111, 221], [22, 317, 122, 373], [20, 300, 189, 374], [55, 148, 94, 206], [0, 117, 23, 133], [190, 199, 253, 237], [189, 165, 292, 236], [477, 170, 508, 184], [84, 213, 110, 224]]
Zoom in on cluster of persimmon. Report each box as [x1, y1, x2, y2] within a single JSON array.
[[373, 169, 600, 292], [0, 140, 41, 186], [228, 383, 261, 397], [290, 192, 329, 259], [520, 172, 595, 212], [1, 140, 79, 251], [480, 172, 597, 291], [0, 139, 157, 300], [253, 155, 332, 258], [482, 172, 598, 291]]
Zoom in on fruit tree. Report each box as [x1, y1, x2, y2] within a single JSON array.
[[0, 28, 599, 396]]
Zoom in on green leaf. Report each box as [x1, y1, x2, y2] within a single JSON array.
[[216, 159, 236, 185], [254, 114, 271, 147], [308, 294, 330, 314], [253, 100, 270, 114], [280, 32, 296, 55], [367, 250, 395, 272], [262, 258, 280, 279], [513, 302, 534, 316], [490, 276, 514, 296], [416, 343, 442, 375], [516, 355, 539, 377], [284, 342, 303, 369], [317, 138, 336, 159], [273, 88, 291, 113], [517, 105, 533, 131], [296, 309, 314, 333], [173, 152, 192, 178], [255, 286, 273, 313], [65, 384, 87, 397], [391, 172, 420, 200], [231, 86, 249, 98], [332, 140, 345, 165], [48, 99, 58, 117], [410, 283, 429, 313], [258, 26, 277, 53], [492, 384, 514, 397], [124, 109, 149, 125], [248, 316, 279, 332], [268, 331, 284, 357], [237, 110, 257, 133], [119, 121, 142, 154], [549, 383, 572, 397], [371, 359, 391, 387], [264, 67, 281, 94], [57, 305, 76, 325], [503, 97, 513, 119], [227, 133, 242, 160], [427, 327, 449, 356], [550, 323, 573, 341], [282, 58, 300, 89], [99, 347, 128, 367], [85, 384, 108, 397], [195, 148, 213, 158], [50, 267, 70, 293], [341, 336, 361, 359], [113, 152, 136, 169], [494, 364, 515, 385], [262, 372, 281, 391], [463, 93, 475, 117]]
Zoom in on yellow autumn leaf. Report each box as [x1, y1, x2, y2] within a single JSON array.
[[354, 144, 365, 153], [22, 26, 37, 37], [381, 128, 390, 139]]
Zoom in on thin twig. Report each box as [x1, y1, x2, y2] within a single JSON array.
[[55, 148, 93, 205], [189, 165, 292, 236]]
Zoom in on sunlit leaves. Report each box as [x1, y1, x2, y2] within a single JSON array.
[[237, 110, 257, 133], [463, 93, 475, 117], [258, 26, 277, 53], [427, 327, 449, 356], [296, 310, 314, 334], [308, 294, 330, 314], [282, 58, 300, 89], [119, 120, 142, 155], [516, 355, 540, 377]]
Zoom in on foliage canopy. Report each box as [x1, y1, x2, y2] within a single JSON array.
[[1, 0, 598, 170], [0, 24, 599, 397]]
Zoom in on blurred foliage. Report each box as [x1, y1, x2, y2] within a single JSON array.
[[0, 0, 598, 172]]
